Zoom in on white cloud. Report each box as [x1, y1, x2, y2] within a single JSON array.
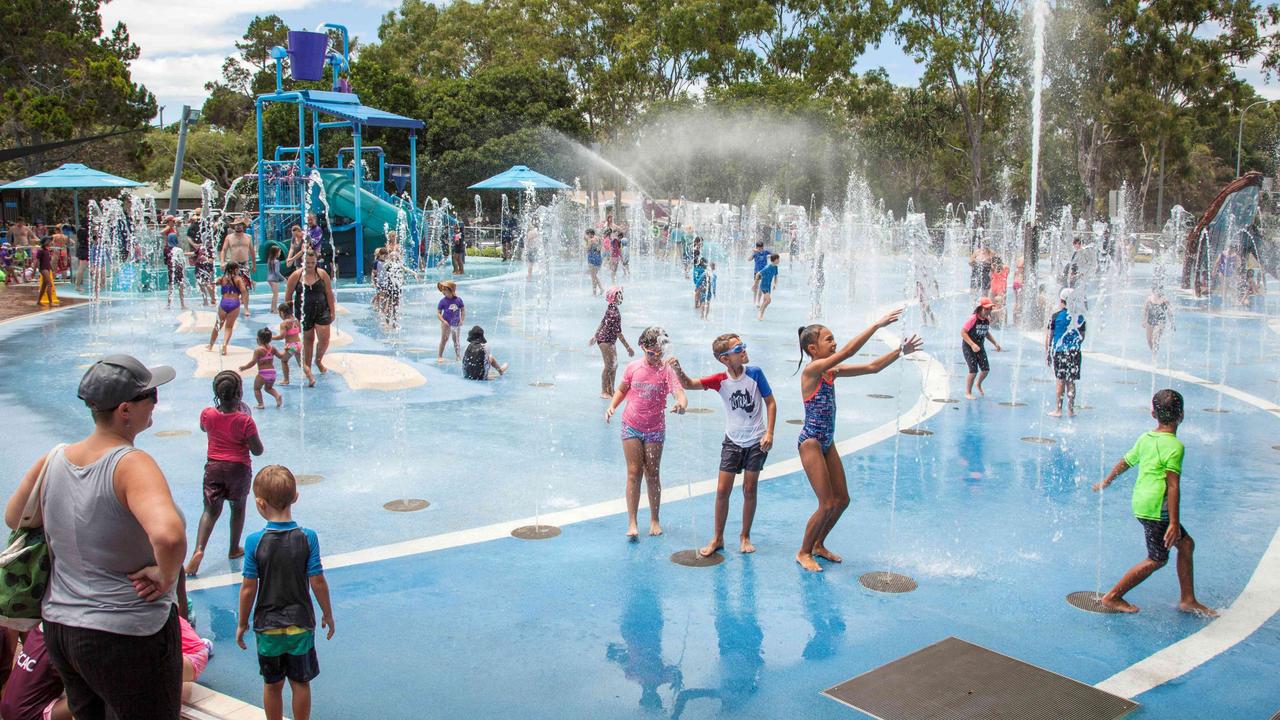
[[102, 0, 319, 114]]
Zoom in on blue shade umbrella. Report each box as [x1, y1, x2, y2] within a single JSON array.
[[468, 165, 571, 191], [1, 163, 145, 226]]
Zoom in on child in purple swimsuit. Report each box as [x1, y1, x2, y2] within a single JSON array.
[[240, 327, 285, 408], [605, 326, 688, 538], [793, 310, 922, 572], [208, 262, 248, 356]]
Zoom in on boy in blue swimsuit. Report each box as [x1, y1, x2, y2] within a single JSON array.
[[749, 241, 771, 305], [1092, 390, 1217, 616], [669, 333, 777, 556], [756, 254, 780, 321], [237, 465, 336, 720]]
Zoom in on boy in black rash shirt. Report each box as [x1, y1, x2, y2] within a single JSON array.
[[237, 465, 335, 720]]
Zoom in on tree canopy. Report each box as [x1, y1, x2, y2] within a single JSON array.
[[7, 0, 1280, 226]]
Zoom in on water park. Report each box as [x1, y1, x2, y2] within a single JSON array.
[[2, 6, 1280, 720]]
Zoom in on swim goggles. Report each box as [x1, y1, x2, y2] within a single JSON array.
[[718, 342, 747, 358]]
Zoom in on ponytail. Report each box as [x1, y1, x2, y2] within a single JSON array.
[[795, 324, 823, 374], [213, 370, 242, 411]]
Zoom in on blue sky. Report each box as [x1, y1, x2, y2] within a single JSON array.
[[103, 0, 1275, 125]]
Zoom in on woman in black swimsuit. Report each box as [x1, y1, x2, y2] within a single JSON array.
[[283, 250, 337, 384]]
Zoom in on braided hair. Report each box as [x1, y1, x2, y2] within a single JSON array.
[[212, 370, 242, 411]]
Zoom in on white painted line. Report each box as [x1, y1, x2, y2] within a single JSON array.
[[1019, 328, 1280, 697], [1095, 528, 1280, 698], [188, 335, 951, 591]]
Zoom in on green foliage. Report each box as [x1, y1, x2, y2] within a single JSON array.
[[0, 0, 155, 167], [140, 126, 256, 189]]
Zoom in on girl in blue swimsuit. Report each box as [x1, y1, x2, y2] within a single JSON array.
[[794, 310, 923, 572], [207, 262, 248, 356]]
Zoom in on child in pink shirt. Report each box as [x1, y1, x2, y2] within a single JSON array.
[[605, 326, 688, 538]]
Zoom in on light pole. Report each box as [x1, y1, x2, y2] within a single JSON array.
[[1236, 99, 1274, 178]]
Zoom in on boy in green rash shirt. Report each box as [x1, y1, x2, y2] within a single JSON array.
[[1092, 389, 1218, 616]]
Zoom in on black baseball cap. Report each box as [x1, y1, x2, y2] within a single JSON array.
[[78, 355, 175, 411]]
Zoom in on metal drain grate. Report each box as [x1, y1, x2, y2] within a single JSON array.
[[154, 430, 191, 438], [1022, 436, 1056, 445], [900, 428, 933, 436], [1032, 378, 1053, 384], [1066, 591, 1119, 614], [823, 636, 1138, 720], [859, 571, 917, 593], [998, 401, 1028, 407], [1114, 380, 1138, 385], [529, 381, 555, 388], [296, 474, 324, 485], [868, 393, 895, 399], [1202, 407, 1230, 414], [383, 499, 429, 512], [670, 549, 723, 567], [685, 407, 714, 414], [786, 419, 804, 425], [511, 524, 560, 540], [932, 398, 959, 404]]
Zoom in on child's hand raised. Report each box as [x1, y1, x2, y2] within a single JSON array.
[[900, 335, 924, 355], [876, 308, 905, 328]]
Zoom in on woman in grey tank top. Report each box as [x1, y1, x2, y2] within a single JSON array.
[[5, 355, 186, 720]]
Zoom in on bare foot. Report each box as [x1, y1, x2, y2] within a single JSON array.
[[626, 524, 639, 540], [228, 547, 244, 560], [437, 357, 446, 364], [698, 540, 723, 558], [498, 363, 509, 375], [976, 386, 985, 396], [255, 403, 266, 409], [220, 345, 228, 356], [280, 380, 290, 386], [1098, 594, 1140, 613], [796, 552, 822, 572], [206, 343, 214, 352], [275, 397, 283, 408], [1178, 600, 1218, 617], [965, 393, 976, 400], [184, 549, 204, 576], [316, 360, 328, 373], [740, 537, 756, 554], [1048, 410, 1063, 417], [813, 546, 843, 563], [649, 522, 663, 537], [599, 392, 613, 399]]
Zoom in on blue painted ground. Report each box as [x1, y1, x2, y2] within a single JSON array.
[[1, 255, 1277, 718]]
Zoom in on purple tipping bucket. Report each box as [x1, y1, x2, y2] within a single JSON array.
[[287, 30, 328, 82]]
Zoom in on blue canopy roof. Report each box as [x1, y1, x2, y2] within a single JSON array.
[[0, 163, 144, 190], [296, 90, 424, 130], [469, 165, 571, 190]]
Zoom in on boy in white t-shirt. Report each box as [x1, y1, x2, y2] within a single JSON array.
[[668, 333, 777, 556]]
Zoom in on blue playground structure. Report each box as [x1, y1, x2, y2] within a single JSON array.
[[255, 24, 426, 280]]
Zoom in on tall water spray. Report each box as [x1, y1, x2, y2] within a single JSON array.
[[1027, 0, 1048, 223]]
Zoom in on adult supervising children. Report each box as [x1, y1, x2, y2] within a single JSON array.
[[669, 333, 777, 556], [961, 297, 1002, 399], [1092, 390, 1217, 617], [1046, 289, 1086, 417]]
